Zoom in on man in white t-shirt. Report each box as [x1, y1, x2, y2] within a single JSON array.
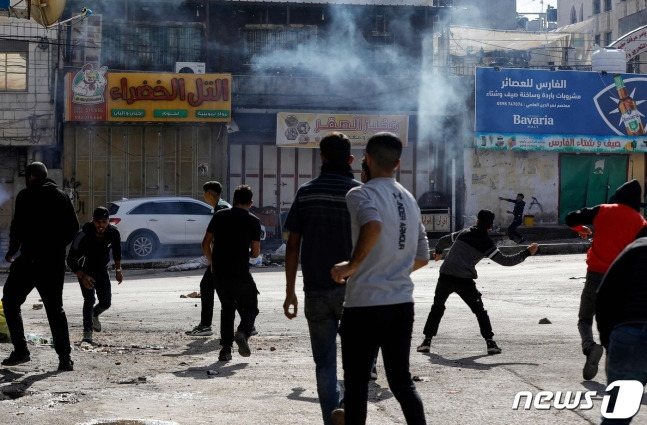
[[331, 132, 429, 425]]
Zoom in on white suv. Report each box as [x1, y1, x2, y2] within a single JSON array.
[[107, 197, 264, 260]]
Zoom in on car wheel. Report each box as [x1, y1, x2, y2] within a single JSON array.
[[128, 231, 158, 259]]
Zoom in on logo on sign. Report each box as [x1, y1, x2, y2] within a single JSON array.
[[593, 76, 647, 136]]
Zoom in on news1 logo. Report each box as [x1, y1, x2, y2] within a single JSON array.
[[512, 380, 644, 419]]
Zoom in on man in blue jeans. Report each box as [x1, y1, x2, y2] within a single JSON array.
[[596, 237, 647, 424], [67, 206, 123, 344], [283, 132, 361, 425]]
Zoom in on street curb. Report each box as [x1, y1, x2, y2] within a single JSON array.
[[0, 241, 592, 273]]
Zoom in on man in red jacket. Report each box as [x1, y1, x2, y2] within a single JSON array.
[[566, 179, 647, 381]]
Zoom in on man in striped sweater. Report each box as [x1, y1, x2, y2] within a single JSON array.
[[283, 132, 361, 425]]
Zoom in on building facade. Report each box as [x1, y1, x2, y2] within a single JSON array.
[[556, 0, 646, 70], [54, 0, 462, 244], [0, 9, 58, 254], [5, 0, 646, 255]]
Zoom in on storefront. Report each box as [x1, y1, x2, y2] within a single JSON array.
[[62, 64, 231, 223], [472, 67, 647, 225]]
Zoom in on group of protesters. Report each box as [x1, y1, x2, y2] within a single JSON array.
[[2, 132, 647, 425]]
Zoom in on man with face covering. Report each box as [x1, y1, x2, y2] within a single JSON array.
[[67, 206, 123, 344], [417, 209, 538, 356], [2, 162, 79, 371], [283, 132, 361, 425], [566, 179, 647, 381]]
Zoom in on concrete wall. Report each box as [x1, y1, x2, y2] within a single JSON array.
[[0, 18, 56, 146], [464, 148, 646, 227], [464, 149, 559, 226]]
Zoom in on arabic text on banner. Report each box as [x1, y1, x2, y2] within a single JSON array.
[[276, 113, 409, 147]]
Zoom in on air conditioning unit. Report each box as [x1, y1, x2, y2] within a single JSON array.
[[175, 62, 205, 74]]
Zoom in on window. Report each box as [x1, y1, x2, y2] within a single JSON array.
[[180, 201, 212, 215], [107, 203, 120, 215], [130, 203, 155, 214], [604, 0, 612, 10], [570, 7, 577, 24], [605, 32, 613, 47], [0, 41, 28, 92], [593, 0, 600, 14], [102, 24, 204, 70], [595, 34, 601, 46], [240, 25, 318, 66], [151, 202, 183, 215]]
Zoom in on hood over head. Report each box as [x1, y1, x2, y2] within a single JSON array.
[[615, 179, 642, 211]]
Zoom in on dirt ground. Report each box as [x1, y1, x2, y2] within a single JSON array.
[[0, 255, 645, 425]]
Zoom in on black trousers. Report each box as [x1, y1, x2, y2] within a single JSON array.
[[507, 216, 523, 241], [214, 272, 259, 347], [78, 271, 111, 332], [199, 268, 215, 327], [2, 256, 72, 359], [423, 273, 494, 340], [340, 302, 426, 425]]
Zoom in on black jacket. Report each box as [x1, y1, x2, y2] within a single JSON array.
[[67, 221, 122, 275], [8, 178, 79, 260], [596, 237, 647, 349], [502, 198, 526, 218]]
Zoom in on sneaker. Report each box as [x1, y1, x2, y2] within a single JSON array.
[[1, 351, 30, 366], [417, 338, 432, 353], [486, 339, 502, 355], [331, 407, 345, 425], [234, 331, 251, 357], [185, 324, 213, 336], [218, 346, 232, 362], [250, 326, 258, 337], [82, 331, 93, 343], [583, 343, 603, 380], [370, 364, 378, 380], [92, 316, 102, 332], [58, 357, 74, 371]]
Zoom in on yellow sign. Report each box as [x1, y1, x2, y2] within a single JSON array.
[[276, 112, 409, 147], [107, 73, 231, 122], [65, 64, 231, 123]]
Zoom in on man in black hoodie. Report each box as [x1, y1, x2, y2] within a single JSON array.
[[2, 162, 79, 371], [67, 206, 122, 344], [596, 237, 647, 424], [498, 193, 526, 243]]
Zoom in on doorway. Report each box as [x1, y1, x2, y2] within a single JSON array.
[[559, 154, 628, 223]]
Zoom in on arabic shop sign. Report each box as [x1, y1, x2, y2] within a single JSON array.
[[65, 63, 231, 123], [610, 26, 647, 60], [276, 112, 409, 147], [475, 67, 647, 153]]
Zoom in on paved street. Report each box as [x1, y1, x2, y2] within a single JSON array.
[[0, 253, 645, 425]]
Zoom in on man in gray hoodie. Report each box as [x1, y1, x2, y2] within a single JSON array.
[[417, 209, 538, 355]]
